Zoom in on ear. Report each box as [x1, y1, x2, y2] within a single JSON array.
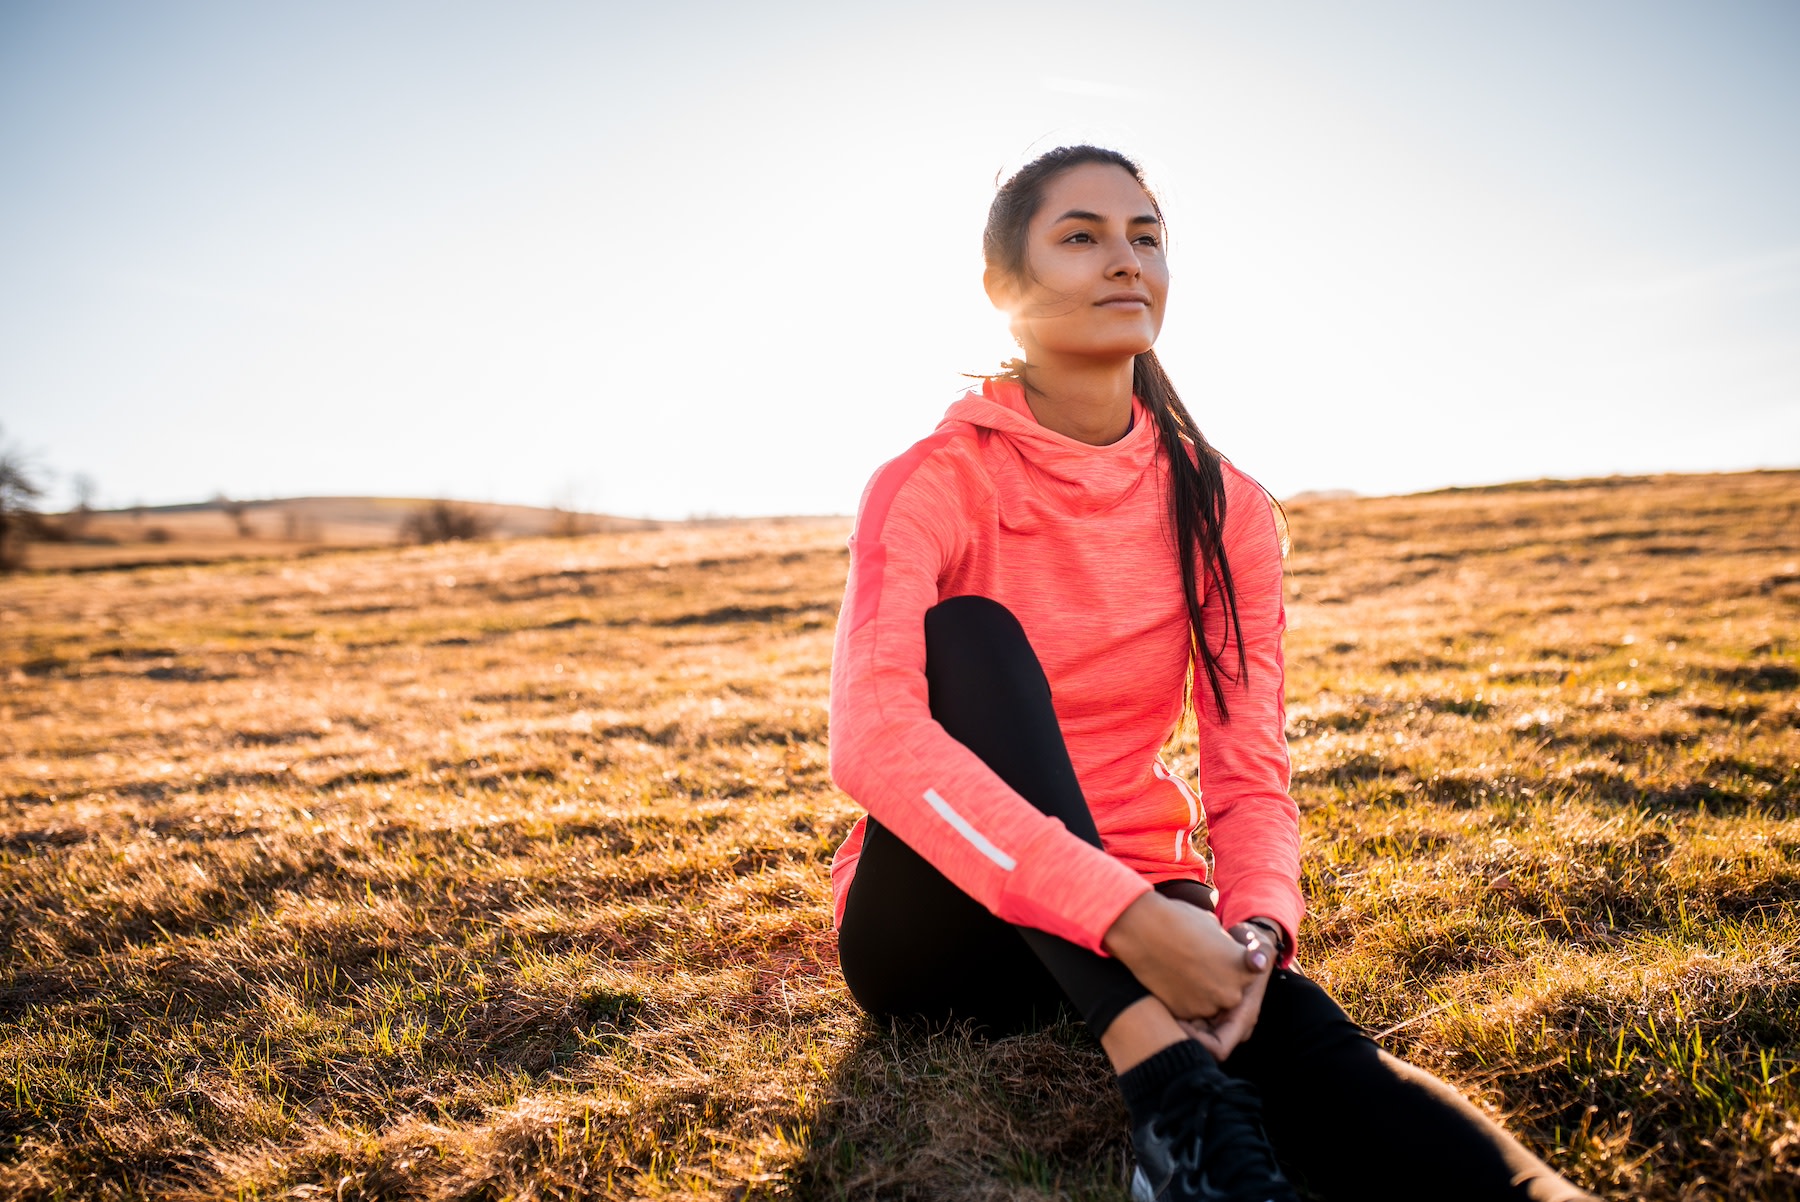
[[983, 265, 1016, 312]]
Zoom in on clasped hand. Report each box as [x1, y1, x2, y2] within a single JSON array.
[[1101, 891, 1275, 1061]]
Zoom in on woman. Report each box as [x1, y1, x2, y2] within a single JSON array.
[[826, 145, 1594, 1202]]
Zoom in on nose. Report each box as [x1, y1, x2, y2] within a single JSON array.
[[1107, 237, 1143, 279]]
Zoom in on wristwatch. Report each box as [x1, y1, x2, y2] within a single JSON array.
[[1243, 916, 1289, 960]]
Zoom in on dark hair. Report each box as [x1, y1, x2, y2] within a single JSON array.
[[983, 144, 1248, 718]]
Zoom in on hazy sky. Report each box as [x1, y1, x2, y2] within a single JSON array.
[[3, 1, 1797, 517]]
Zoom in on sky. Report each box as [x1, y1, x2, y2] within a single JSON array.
[[2, 0, 1797, 518]]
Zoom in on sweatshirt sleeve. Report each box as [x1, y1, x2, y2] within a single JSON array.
[[1196, 466, 1305, 965], [827, 445, 1153, 955]]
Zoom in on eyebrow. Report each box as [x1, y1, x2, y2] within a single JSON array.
[[1051, 209, 1161, 226]]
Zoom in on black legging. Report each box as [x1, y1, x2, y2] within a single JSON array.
[[837, 596, 1594, 1202]]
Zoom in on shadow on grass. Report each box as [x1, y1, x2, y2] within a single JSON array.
[[782, 1016, 1133, 1202]]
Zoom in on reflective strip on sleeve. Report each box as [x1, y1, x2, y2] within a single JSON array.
[[922, 788, 1016, 871]]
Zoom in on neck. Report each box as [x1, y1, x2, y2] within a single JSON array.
[[1017, 355, 1136, 446]]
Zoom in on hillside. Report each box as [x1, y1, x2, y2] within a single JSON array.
[[15, 496, 667, 572], [0, 470, 1795, 1200]]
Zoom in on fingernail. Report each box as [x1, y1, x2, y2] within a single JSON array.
[[1250, 951, 1268, 969]]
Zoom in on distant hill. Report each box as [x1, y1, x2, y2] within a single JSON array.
[[21, 496, 667, 572]]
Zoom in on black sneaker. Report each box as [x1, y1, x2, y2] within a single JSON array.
[[1127, 1055, 1297, 1202]]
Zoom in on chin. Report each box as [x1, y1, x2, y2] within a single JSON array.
[[1090, 338, 1157, 360], [1035, 336, 1158, 362], [1021, 318, 1161, 362], [1086, 326, 1161, 360]]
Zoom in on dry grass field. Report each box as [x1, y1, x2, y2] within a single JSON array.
[[1, 472, 1796, 1201]]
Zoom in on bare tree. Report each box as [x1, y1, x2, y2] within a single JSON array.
[[0, 426, 44, 570], [547, 507, 592, 537], [64, 473, 97, 538], [282, 507, 320, 542], [547, 486, 593, 538], [214, 492, 252, 537], [400, 500, 491, 544]]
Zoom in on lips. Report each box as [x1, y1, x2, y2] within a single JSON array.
[[1095, 292, 1151, 307]]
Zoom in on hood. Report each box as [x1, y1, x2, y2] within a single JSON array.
[[941, 376, 1161, 519]]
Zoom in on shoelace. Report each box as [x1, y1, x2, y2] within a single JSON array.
[[1155, 1070, 1289, 1202]]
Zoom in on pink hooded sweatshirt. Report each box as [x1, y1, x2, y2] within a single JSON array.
[[827, 377, 1303, 962]]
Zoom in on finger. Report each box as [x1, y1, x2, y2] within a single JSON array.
[[1177, 1017, 1231, 1059], [1210, 1011, 1249, 1061], [1175, 1018, 1209, 1042], [1169, 997, 1221, 1024], [1218, 989, 1267, 1054], [1189, 1023, 1231, 1060], [1240, 932, 1269, 972]]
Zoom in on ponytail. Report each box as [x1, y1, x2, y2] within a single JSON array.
[[1133, 349, 1248, 720]]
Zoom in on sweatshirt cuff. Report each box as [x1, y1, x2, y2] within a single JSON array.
[[999, 825, 1153, 956]]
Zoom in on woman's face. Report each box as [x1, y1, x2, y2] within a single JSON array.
[[988, 162, 1170, 365]]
